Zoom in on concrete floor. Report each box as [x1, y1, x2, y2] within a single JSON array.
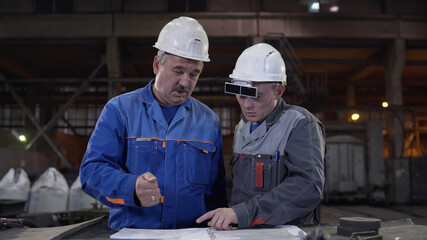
[[319, 204, 427, 226]]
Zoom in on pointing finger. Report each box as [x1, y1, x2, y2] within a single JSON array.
[[196, 210, 215, 224]]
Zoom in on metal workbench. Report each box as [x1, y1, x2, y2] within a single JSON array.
[[1, 216, 427, 239]]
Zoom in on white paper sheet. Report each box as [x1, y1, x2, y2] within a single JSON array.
[[110, 225, 305, 240], [212, 225, 303, 240], [110, 227, 211, 240]]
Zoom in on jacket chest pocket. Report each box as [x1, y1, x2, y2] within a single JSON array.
[[250, 154, 279, 193], [183, 142, 215, 186], [128, 138, 158, 174]]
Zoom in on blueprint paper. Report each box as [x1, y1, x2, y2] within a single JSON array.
[[110, 225, 304, 240], [110, 227, 211, 239], [212, 225, 303, 240]]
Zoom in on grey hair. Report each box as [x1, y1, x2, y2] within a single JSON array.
[[157, 50, 168, 64]]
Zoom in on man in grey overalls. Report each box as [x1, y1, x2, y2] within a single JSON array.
[[197, 43, 326, 230]]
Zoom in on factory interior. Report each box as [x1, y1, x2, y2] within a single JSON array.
[[0, 0, 426, 239]]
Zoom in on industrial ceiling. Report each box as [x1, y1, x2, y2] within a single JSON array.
[[1, 11, 426, 108], [0, 1, 427, 162]]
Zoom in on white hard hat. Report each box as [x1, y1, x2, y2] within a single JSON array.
[[229, 43, 286, 83], [153, 16, 210, 62]]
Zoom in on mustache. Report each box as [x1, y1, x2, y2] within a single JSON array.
[[172, 85, 189, 93]]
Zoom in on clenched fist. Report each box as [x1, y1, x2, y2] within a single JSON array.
[[135, 172, 161, 207]]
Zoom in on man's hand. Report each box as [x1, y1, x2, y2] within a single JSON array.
[[135, 172, 161, 207], [196, 208, 238, 230]]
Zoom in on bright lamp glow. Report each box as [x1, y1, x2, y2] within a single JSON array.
[[330, 5, 339, 12], [18, 135, 27, 142], [310, 2, 320, 10], [351, 113, 360, 121], [382, 101, 389, 108], [11, 130, 27, 143]]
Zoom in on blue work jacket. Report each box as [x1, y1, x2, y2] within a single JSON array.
[[80, 79, 228, 229]]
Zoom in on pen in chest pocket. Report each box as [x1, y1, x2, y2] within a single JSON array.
[[276, 150, 280, 185]]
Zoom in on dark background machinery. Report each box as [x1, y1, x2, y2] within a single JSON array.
[[0, 0, 426, 224]]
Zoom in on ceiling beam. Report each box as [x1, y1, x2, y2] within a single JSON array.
[[1, 13, 427, 40], [0, 52, 37, 78], [300, 59, 427, 65], [345, 65, 379, 83], [0, 14, 112, 38]]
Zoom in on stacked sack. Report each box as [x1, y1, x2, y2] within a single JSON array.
[[27, 167, 69, 213], [0, 168, 31, 215], [69, 175, 105, 211], [1, 167, 105, 214], [0, 168, 30, 201]]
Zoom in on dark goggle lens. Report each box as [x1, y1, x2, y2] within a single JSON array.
[[224, 82, 257, 98], [240, 86, 257, 97], [224, 83, 241, 95]]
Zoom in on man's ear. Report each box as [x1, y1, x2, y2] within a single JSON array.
[[275, 84, 285, 99], [153, 55, 160, 75]]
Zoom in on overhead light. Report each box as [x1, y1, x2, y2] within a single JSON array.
[[329, 5, 339, 12], [11, 129, 28, 143], [18, 135, 27, 142], [309, 1, 320, 12], [351, 113, 360, 121], [382, 101, 389, 108]]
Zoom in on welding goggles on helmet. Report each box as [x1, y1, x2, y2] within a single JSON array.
[[224, 80, 258, 98], [224, 43, 287, 99]]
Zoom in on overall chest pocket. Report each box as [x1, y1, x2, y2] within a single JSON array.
[[183, 141, 216, 186], [128, 138, 158, 174], [250, 154, 279, 193]]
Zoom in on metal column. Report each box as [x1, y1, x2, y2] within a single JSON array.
[[385, 38, 405, 158]]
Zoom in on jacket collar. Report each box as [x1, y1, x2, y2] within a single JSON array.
[[265, 98, 286, 127], [139, 79, 192, 130], [239, 98, 287, 142]]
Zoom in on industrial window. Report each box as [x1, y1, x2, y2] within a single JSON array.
[[212, 106, 239, 136], [0, 104, 25, 129], [57, 104, 103, 136]]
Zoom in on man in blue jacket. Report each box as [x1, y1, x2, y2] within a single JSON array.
[[80, 16, 228, 229], [197, 43, 326, 230]]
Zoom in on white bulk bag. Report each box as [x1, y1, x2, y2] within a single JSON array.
[[0, 168, 30, 201], [68, 175, 100, 211], [28, 167, 69, 213]]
